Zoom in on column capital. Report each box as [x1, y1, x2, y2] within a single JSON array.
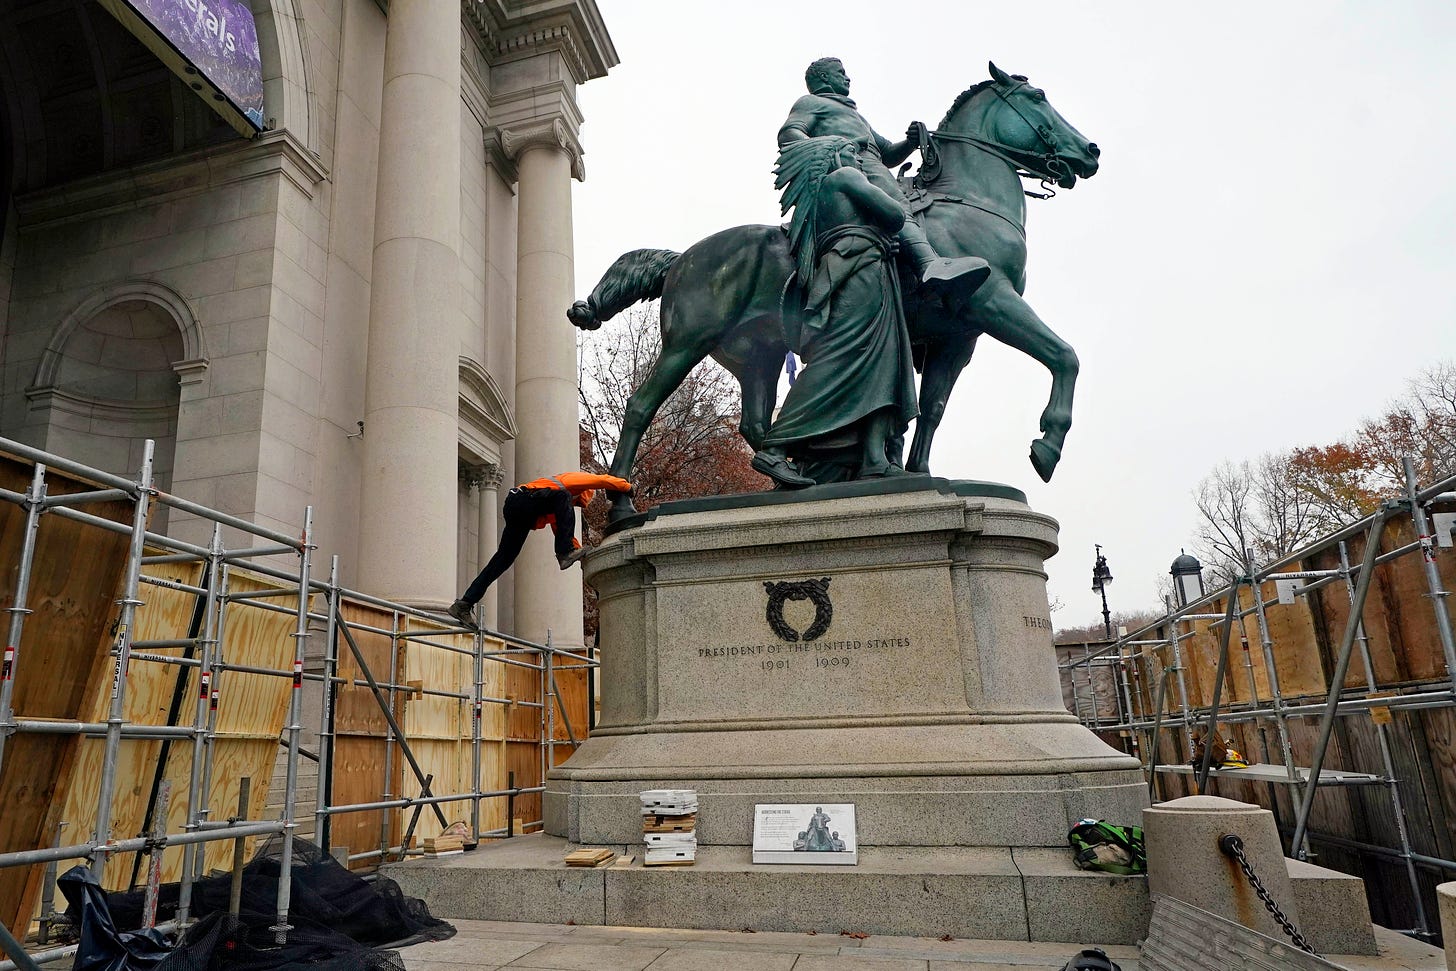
[[496, 116, 585, 181], [459, 460, 506, 492]]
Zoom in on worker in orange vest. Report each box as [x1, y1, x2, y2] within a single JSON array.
[[447, 471, 633, 630]]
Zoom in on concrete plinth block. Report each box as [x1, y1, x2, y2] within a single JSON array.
[[604, 845, 1027, 940], [1438, 881, 1456, 970], [1286, 858, 1377, 955], [386, 835, 611, 926], [384, 833, 1165, 944], [1143, 795, 1300, 942], [1013, 847, 1151, 945]]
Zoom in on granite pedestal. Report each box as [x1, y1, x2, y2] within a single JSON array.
[[545, 478, 1146, 846]]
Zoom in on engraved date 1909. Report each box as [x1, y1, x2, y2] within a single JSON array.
[[760, 657, 853, 671], [1023, 615, 1052, 630]]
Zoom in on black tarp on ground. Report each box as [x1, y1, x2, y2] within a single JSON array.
[[68, 838, 453, 970]]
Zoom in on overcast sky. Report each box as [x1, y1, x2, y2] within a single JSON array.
[[570, 1, 1456, 626]]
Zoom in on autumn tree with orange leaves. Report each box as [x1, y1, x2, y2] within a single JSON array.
[[1192, 361, 1456, 584]]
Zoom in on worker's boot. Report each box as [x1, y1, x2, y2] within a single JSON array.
[[447, 599, 478, 631]]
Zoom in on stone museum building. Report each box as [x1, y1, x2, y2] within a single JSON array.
[[0, 0, 616, 650]]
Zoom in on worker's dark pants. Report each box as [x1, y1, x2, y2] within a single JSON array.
[[460, 487, 575, 605]]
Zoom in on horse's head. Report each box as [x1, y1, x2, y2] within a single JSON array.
[[938, 62, 1100, 189]]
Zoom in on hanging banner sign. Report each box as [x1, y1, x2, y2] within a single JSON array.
[[97, 0, 265, 136]]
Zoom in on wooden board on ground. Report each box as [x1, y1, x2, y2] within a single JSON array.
[[564, 847, 615, 867]]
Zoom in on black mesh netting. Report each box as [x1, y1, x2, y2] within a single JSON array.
[[66, 837, 453, 971]]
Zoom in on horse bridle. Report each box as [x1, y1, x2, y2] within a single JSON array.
[[926, 79, 1075, 198]]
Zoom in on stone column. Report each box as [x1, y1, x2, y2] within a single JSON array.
[[356, 0, 462, 605], [478, 463, 504, 629], [1439, 882, 1456, 970], [503, 119, 584, 649]]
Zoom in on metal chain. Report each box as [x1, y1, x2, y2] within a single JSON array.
[[1218, 834, 1317, 954]]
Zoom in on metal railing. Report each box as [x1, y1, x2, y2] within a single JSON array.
[[0, 435, 594, 964]]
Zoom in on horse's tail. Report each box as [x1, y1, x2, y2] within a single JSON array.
[[567, 248, 681, 330]]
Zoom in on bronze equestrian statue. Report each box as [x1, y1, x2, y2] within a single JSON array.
[[569, 63, 1101, 523]]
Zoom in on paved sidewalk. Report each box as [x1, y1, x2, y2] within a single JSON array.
[[397, 919, 1139, 970], [398, 919, 1448, 971]]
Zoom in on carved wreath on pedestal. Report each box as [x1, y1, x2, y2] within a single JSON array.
[[763, 577, 833, 642]]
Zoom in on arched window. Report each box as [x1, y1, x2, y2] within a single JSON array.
[[26, 282, 208, 531]]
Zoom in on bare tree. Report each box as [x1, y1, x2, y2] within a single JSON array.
[[577, 304, 769, 639], [577, 304, 766, 511]]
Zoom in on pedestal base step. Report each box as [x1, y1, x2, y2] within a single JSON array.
[[385, 832, 1152, 944]]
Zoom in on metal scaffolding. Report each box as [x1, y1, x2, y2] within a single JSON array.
[[0, 436, 594, 969], [1061, 458, 1456, 941]]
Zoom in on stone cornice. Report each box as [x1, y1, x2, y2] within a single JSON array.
[[14, 129, 329, 230], [497, 116, 585, 181], [460, 0, 617, 83]]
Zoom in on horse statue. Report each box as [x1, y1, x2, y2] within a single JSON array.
[[569, 63, 1100, 523]]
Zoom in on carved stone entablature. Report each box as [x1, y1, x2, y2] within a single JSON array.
[[460, 0, 617, 84], [459, 357, 516, 467], [497, 116, 585, 181]]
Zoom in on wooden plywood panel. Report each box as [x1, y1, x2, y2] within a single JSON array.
[[48, 559, 204, 893], [213, 572, 302, 737], [399, 619, 470, 841], [550, 661, 590, 744], [0, 453, 133, 932], [505, 654, 542, 741], [1375, 517, 1453, 683], [1309, 530, 1408, 686], [330, 600, 405, 866], [331, 733, 400, 868], [1256, 577, 1329, 699], [479, 637, 508, 741], [406, 738, 461, 841], [506, 740, 542, 830]]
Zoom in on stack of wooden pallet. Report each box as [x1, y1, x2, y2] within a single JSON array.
[[422, 833, 464, 858], [641, 789, 697, 866], [563, 847, 617, 868]]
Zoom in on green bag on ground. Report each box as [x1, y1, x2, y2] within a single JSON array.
[[1067, 820, 1147, 876]]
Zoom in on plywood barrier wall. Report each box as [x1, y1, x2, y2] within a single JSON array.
[[0, 454, 135, 934], [42, 561, 303, 906], [333, 602, 404, 867], [327, 604, 546, 860]]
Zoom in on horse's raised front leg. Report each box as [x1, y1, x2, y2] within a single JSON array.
[[974, 280, 1079, 482], [907, 336, 979, 474], [607, 335, 715, 522]]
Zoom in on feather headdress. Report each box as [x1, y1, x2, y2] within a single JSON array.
[[774, 135, 858, 288]]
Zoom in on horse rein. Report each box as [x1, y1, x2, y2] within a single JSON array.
[[928, 79, 1074, 198]]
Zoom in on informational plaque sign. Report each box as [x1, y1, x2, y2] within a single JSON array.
[[752, 803, 857, 865], [97, 0, 265, 135]]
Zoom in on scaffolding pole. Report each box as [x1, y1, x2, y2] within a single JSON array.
[[271, 506, 315, 943], [91, 441, 155, 881]]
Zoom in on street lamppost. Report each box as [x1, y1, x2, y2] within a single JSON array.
[[1170, 549, 1205, 609], [1091, 544, 1113, 639]]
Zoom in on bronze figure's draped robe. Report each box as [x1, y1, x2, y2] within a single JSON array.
[[763, 224, 918, 455]]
